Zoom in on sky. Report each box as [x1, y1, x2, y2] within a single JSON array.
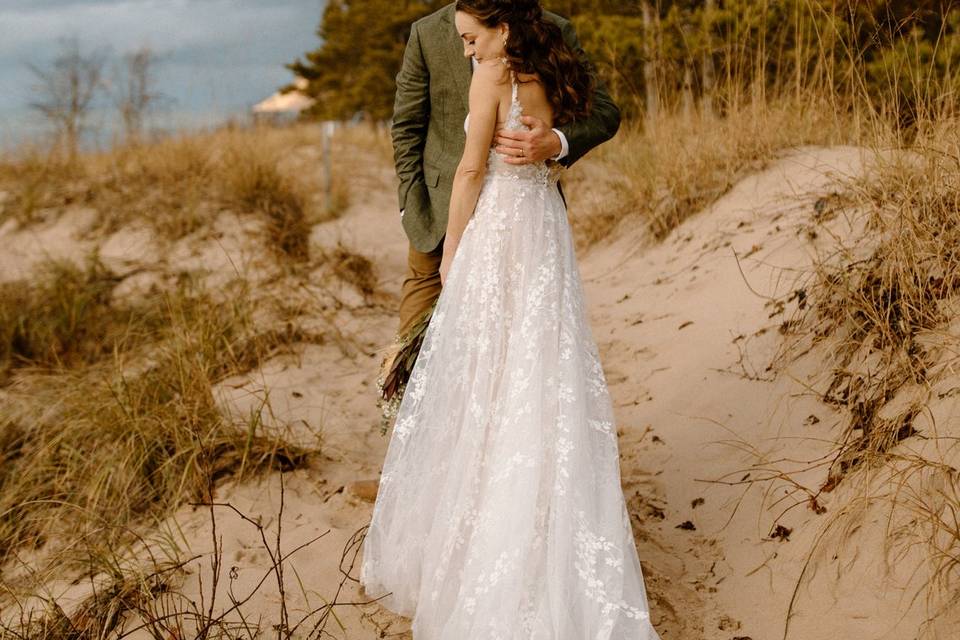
[[0, 0, 326, 150]]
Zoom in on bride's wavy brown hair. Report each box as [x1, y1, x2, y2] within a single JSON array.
[[455, 0, 594, 126]]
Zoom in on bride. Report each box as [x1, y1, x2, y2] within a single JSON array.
[[360, 1, 661, 637]]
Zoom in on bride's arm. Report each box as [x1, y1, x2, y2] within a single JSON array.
[[440, 62, 502, 285]]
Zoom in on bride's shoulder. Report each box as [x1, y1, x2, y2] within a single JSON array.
[[471, 59, 509, 87], [467, 60, 506, 115]]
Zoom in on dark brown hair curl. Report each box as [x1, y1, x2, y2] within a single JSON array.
[[455, 0, 594, 126]]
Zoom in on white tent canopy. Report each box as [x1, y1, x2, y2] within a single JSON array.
[[253, 77, 315, 114]]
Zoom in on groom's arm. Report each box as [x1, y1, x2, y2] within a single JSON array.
[[555, 20, 621, 168], [392, 21, 430, 221]]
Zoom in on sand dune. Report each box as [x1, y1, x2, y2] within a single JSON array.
[[2, 137, 958, 639]]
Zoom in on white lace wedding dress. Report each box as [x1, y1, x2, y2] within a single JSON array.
[[360, 74, 660, 639]]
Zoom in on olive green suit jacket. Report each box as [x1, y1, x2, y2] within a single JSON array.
[[393, 2, 621, 253]]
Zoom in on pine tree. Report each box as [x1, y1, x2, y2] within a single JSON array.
[[285, 0, 960, 126], [286, 0, 446, 122]]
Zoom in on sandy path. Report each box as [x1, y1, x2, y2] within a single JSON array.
[[136, 140, 686, 638], [581, 145, 951, 639], [187, 143, 883, 639]]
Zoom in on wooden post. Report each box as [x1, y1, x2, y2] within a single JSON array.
[[701, 0, 716, 117], [642, 0, 660, 127], [682, 23, 695, 121], [322, 120, 334, 211]]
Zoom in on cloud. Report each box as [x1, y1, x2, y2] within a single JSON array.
[[0, 1, 324, 60], [3, 0, 313, 13], [0, 0, 325, 117]]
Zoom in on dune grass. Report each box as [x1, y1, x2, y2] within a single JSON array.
[[324, 242, 378, 298], [0, 152, 82, 227], [739, 109, 960, 633], [0, 253, 125, 379], [0, 123, 353, 260], [220, 138, 312, 261], [563, 89, 858, 252], [0, 120, 380, 582], [792, 126, 960, 488], [0, 126, 369, 630], [0, 263, 315, 574]]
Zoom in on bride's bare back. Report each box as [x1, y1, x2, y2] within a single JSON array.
[[484, 63, 553, 133]]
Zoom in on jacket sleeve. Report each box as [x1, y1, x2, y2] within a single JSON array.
[[555, 20, 621, 168], [392, 21, 430, 216]]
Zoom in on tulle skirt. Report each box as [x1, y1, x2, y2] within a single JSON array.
[[360, 165, 660, 639]]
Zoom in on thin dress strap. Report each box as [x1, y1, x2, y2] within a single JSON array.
[[505, 69, 525, 131]]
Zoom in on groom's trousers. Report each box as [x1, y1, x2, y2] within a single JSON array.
[[398, 239, 444, 337]]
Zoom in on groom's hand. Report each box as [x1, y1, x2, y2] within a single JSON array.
[[495, 116, 561, 165]]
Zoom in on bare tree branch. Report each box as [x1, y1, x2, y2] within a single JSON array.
[[25, 36, 108, 160], [108, 47, 167, 143]]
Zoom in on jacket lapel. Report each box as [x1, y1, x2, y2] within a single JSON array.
[[441, 4, 472, 111]]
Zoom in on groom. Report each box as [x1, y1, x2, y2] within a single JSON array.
[[380, 1, 620, 403], [377, 3, 620, 410]]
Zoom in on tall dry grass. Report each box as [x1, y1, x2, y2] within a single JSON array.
[[2, 474, 377, 640], [0, 118, 385, 586], [220, 138, 312, 260], [0, 118, 386, 634], [760, 116, 960, 629], [790, 124, 960, 488], [565, 91, 856, 250], [0, 123, 353, 260], [0, 263, 315, 573], [0, 153, 81, 227], [0, 253, 125, 378]]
